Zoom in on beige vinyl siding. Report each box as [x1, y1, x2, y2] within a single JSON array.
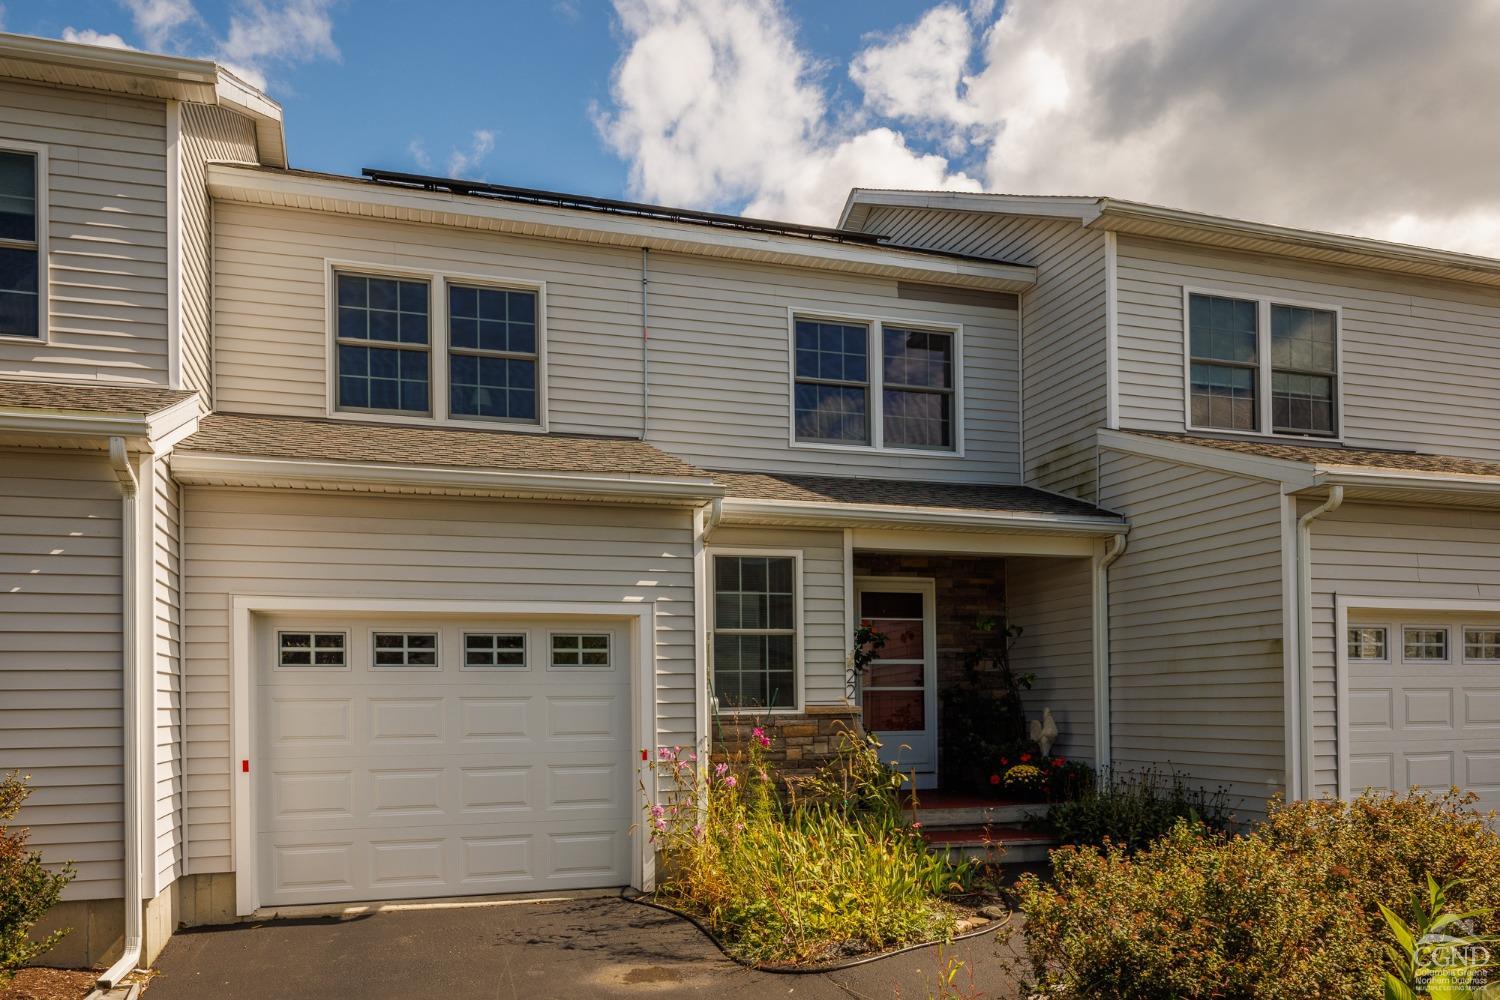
[[180, 488, 695, 874], [706, 527, 846, 708], [1007, 555, 1096, 763], [0, 452, 123, 899], [1117, 235, 1500, 459], [178, 103, 257, 402], [1099, 448, 1287, 813], [859, 206, 1107, 498], [1308, 502, 1500, 797], [151, 457, 183, 893], [212, 202, 1020, 481], [0, 80, 168, 382]]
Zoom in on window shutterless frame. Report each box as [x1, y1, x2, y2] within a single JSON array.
[[1181, 285, 1343, 441], [785, 308, 964, 456], [274, 629, 351, 670], [1461, 625, 1500, 664], [0, 140, 46, 343], [324, 259, 549, 431], [707, 547, 804, 714], [1399, 623, 1451, 664], [1345, 625, 1390, 663]]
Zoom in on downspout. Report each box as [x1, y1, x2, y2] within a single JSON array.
[[639, 248, 650, 440], [99, 439, 143, 990], [1092, 531, 1128, 773], [1294, 485, 1343, 800]]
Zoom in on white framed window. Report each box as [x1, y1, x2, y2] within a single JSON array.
[[463, 632, 526, 669], [710, 550, 802, 711], [0, 142, 45, 342], [277, 630, 348, 669], [788, 310, 963, 455], [550, 633, 611, 669], [1347, 626, 1389, 662], [1401, 626, 1450, 663], [1463, 626, 1500, 663], [371, 631, 439, 668], [1183, 288, 1340, 439], [326, 261, 548, 431]]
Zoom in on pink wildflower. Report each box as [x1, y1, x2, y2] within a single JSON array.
[[687, 751, 698, 762], [714, 762, 729, 777], [657, 747, 673, 761], [650, 803, 665, 819], [751, 726, 772, 749], [723, 775, 737, 788]]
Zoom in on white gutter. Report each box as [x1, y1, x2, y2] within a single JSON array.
[[718, 496, 1126, 535], [99, 439, 143, 990], [1092, 532, 1128, 771], [1293, 485, 1344, 799]]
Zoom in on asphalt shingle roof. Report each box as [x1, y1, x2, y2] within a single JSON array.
[[0, 380, 198, 415], [176, 412, 712, 479], [712, 469, 1120, 519], [1126, 431, 1500, 479]]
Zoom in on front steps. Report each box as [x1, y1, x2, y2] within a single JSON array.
[[907, 792, 1058, 864]]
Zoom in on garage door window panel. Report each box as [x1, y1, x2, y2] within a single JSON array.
[[1402, 627, 1450, 663], [277, 631, 348, 669], [463, 632, 527, 669], [1348, 626, 1389, 662], [1463, 627, 1500, 663], [551, 633, 611, 669], [372, 632, 439, 668]]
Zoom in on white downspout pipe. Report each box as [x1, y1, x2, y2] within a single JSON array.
[[639, 247, 650, 440], [1092, 531, 1128, 772], [99, 438, 143, 991], [1294, 485, 1344, 801]]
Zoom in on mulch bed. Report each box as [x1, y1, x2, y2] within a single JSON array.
[[0, 969, 98, 1000]]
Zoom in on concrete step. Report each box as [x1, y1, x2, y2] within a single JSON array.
[[920, 824, 1056, 865], [903, 793, 1051, 829]]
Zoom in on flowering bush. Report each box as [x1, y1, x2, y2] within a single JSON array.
[[1042, 766, 1233, 851], [1016, 789, 1500, 1000], [643, 728, 978, 966], [989, 754, 1093, 802], [1, 772, 73, 983]]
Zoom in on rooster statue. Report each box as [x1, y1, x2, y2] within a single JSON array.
[[1028, 708, 1059, 757]]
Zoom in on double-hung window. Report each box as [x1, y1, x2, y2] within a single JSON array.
[[883, 326, 955, 449], [712, 554, 797, 710], [0, 149, 40, 339], [448, 283, 538, 422], [1187, 291, 1338, 437], [793, 318, 870, 444], [335, 273, 431, 414]]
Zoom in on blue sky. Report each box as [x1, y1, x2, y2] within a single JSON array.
[[12, 0, 1500, 251]]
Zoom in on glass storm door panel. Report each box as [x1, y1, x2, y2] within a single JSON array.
[[857, 580, 938, 788]]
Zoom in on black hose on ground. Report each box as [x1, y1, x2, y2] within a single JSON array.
[[616, 889, 1011, 975]]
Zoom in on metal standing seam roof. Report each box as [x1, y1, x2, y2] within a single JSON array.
[[1123, 430, 1500, 479], [712, 469, 1121, 520], [0, 380, 199, 415]]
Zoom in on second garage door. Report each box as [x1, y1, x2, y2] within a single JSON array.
[[1346, 614, 1500, 819], [255, 615, 634, 906]]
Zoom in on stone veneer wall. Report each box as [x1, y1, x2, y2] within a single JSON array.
[[853, 553, 1009, 784], [712, 706, 864, 779]]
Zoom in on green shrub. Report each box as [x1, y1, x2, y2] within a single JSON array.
[[1042, 766, 1233, 851], [646, 728, 977, 966], [1017, 789, 1500, 1000], [1, 772, 74, 983]]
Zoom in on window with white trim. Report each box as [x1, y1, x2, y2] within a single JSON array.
[[793, 318, 870, 444], [1402, 627, 1449, 662], [371, 631, 439, 668], [551, 633, 610, 668], [448, 283, 539, 422], [1187, 291, 1338, 437], [278, 631, 347, 668], [1464, 627, 1500, 662], [883, 326, 954, 449], [336, 273, 431, 414], [712, 555, 796, 710], [464, 632, 526, 668], [1347, 626, 1388, 661], [0, 149, 40, 339]]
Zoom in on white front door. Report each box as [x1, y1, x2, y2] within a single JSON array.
[[856, 579, 939, 789], [255, 614, 634, 906]]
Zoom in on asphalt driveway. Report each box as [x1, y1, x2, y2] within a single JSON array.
[[146, 893, 1027, 999]]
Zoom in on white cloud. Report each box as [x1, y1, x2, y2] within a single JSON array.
[[600, 0, 1500, 253], [598, 0, 980, 224], [121, 0, 199, 51], [447, 129, 496, 179], [219, 0, 338, 86], [407, 138, 433, 172], [62, 27, 134, 49]]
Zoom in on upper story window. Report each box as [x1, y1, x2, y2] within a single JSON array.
[[792, 314, 960, 453], [1187, 291, 1338, 438], [0, 149, 40, 340], [794, 318, 870, 444], [336, 273, 431, 414], [448, 283, 538, 422]]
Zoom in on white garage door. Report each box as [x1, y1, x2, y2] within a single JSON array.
[[1347, 616, 1500, 818], [256, 615, 634, 906]]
